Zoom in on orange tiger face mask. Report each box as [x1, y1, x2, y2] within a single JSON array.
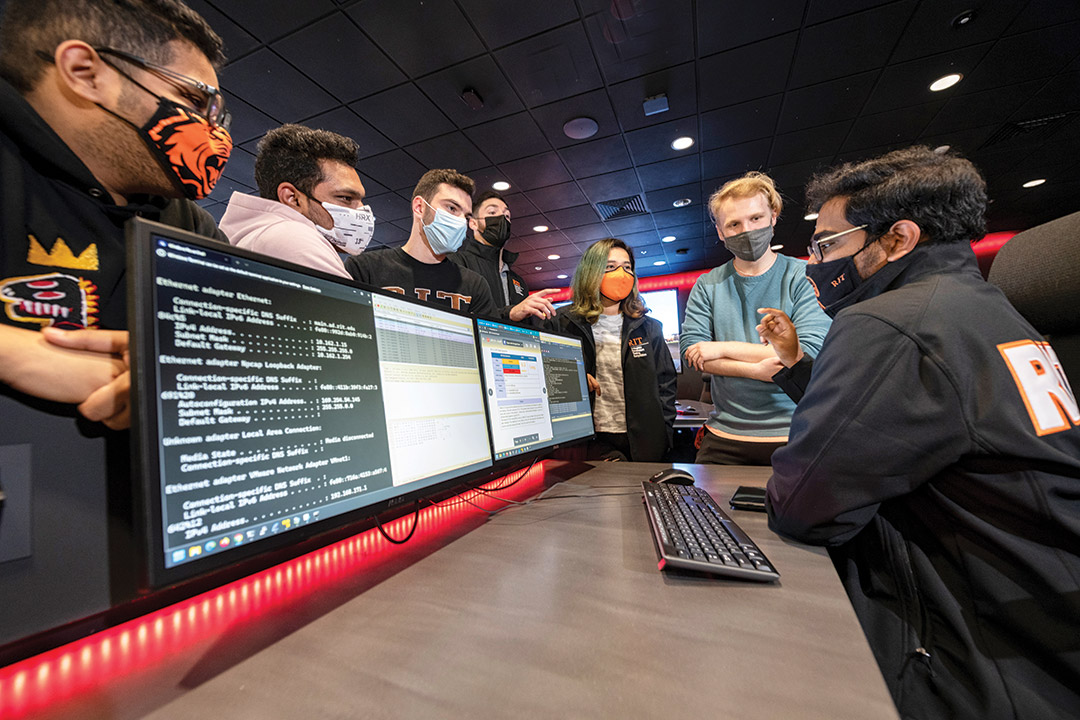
[[136, 98, 233, 200]]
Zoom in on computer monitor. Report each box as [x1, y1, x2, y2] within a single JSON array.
[[639, 288, 681, 372], [475, 319, 594, 462], [129, 220, 493, 587]]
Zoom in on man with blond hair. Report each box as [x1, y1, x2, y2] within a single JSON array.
[[680, 171, 830, 465]]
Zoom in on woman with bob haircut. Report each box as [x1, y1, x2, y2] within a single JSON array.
[[556, 238, 677, 461]]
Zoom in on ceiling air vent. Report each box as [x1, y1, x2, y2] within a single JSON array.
[[596, 194, 648, 221], [979, 112, 1077, 149]]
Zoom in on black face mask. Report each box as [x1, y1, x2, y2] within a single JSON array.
[[804, 239, 877, 318], [480, 215, 511, 247]]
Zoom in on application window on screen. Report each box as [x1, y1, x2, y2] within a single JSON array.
[[372, 294, 492, 485]]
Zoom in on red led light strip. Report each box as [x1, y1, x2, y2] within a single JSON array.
[[0, 462, 548, 718]]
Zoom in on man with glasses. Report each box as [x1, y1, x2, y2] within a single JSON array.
[[220, 124, 371, 279], [680, 171, 830, 465], [762, 146, 1080, 719], [0, 0, 229, 429]]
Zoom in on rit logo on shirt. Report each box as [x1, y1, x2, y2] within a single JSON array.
[[383, 286, 471, 311], [998, 340, 1079, 435]]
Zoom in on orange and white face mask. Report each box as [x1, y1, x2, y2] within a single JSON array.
[[600, 266, 635, 302]]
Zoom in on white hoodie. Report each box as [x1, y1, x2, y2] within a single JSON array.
[[218, 191, 350, 279]]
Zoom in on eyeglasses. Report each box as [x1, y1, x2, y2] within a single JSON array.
[[95, 47, 231, 130], [807, 224, 867, 262]]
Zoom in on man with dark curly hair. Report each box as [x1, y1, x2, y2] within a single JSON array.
[[219, 124, 372, 278], [760, 146, 1080, 720]]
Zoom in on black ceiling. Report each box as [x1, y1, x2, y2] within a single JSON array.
[[175, 1, 1080, 284]]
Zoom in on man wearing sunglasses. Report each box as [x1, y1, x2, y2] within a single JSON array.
[[762, 146, 1080, 719], [0, 0, 228, 430]]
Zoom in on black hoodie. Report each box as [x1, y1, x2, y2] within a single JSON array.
[[0, 79, 224, 331]]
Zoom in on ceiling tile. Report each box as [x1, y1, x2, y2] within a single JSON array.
[[608, 62, 697, 132], [646, 183, 703, 216], [561, 224, 612, 244], [558, 136, 633, 178], [301, 106, 394, 159], [415, 56, 525, 129], [544, 205, 601, 229], [804, 0, 896, 25], [206, 175, 255, 204], [963, 21, 1080, 93], [463, 113, 551, 163], [272, 13, 404, 103], [638, 156, 701, 192], [605, 215, 656, 235], [495, 24, 604, 108], [891, 0, 1026, 63], [213, 0, 335, 43], [771, 120, 853, 165], [225, 94, 283, 145], [348, 0, 485, 76], [187, 0, 259, 59], [698, 33, 799, 111], [368, 192, 414, 222], [527, 230, 576, 249], [404, 132, 490, 173], [502, 193, 540, 218], [458, 0, 581, 49], [652, 206, 703, 229], [372, 222, 410, 247], [862, 43, 994, 114], [777, 72, 877, 134], [577, 169, 642, 204], [841, 102, 945, 153], [1012, 70, 1080, 122], [624, 116, 701, 165], [923, 81, 1045, 136], [583, 0, 694, 85], [790, 2, 918, 88], [498, 153, 573, 191], [349, 84, 455, 146], [701, 139, 771, 181], [531, 89, 621, 149], [225, 48, 339, 122], [698, 0, 806, 57], [1003, 0, 1080, 35], [222, 147, 257, 187], [525, 182, 588, 212], [702, 95, 784, 150], [360, 149, 428, 191]]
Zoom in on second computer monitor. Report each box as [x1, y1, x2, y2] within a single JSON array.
[[476, 319, 593, 461]]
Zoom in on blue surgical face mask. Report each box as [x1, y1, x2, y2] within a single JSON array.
[[421, 198, 468, 255]]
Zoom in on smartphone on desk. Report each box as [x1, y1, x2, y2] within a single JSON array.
[[729, 486, 767, 512]]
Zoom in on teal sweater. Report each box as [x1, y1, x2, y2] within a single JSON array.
[[680, 254, 831, 437]]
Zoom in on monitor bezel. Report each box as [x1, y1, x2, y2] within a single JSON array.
[[129, 219, 525, 589]]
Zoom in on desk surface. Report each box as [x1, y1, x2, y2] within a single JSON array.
[[28, 462, 898, 719]]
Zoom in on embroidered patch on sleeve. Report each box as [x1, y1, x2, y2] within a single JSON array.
[[998, 339, 1079, 436]]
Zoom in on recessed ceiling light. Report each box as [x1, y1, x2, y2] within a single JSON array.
[[929, 73, 962, 92], [1022, 178, 1046, 188], [547, 254, 561, 260], [557, 274, 568, 279], [492, 181, 510, 191], [671, 136, 694, 151], [533, 225, 549, 232], [673, 198, 692, 208], [770, 245, 784, 251], [804, 212, 818, 221], [653, 260, 666, 266], [661, 235, 676, 243], [933, 145, 951, 154], [563, 117, 599, 140], [534, 265, 543, 271]]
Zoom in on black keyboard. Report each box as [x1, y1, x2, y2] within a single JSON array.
[[642, 482, 780, 582]]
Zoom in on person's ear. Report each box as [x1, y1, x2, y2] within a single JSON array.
[[52, 41, 114, 104], [413, 196, 427, 218], [882, 220, 921, 261], [277, 182, 303, 210]]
